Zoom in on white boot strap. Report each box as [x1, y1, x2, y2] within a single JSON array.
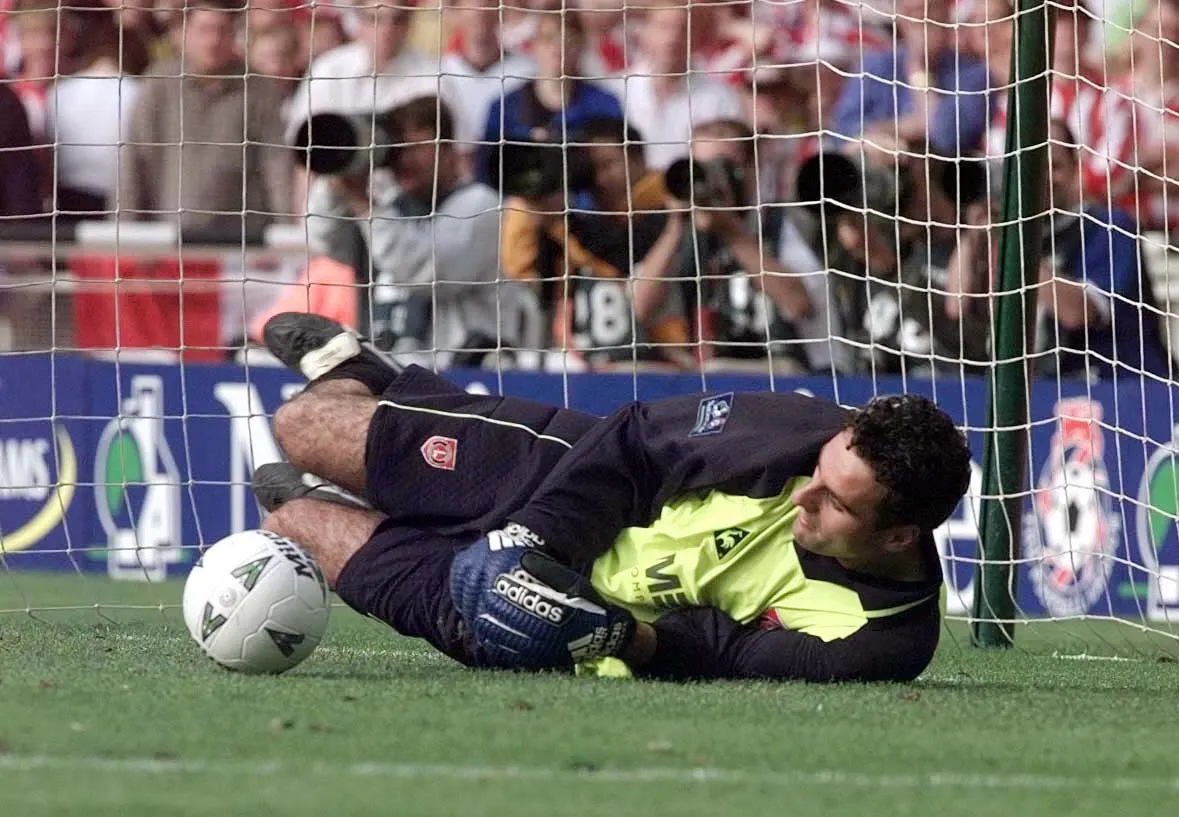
[[300, 332, 361, 381]]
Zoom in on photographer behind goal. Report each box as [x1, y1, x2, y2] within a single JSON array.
[[795, 141, 992, 377], [269, 95, 519, 369], [494, 117, 696, 370], [634, 119, 822, 373]]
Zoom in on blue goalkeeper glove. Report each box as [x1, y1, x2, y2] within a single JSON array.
[[449, 528, 636, 671]]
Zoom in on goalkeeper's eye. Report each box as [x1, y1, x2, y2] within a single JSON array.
[[823, 489, 851, 516]]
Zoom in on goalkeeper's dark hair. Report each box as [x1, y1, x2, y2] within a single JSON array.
[[847, 395, 971, 532]]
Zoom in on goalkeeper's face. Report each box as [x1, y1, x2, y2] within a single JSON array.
[[790, 430, 897, 564]]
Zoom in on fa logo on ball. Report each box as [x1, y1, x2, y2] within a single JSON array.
[[1024, 398, 1119, 616]]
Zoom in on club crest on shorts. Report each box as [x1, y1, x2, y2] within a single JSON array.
[[690, 393, 734, 437], [1023, 398, 1119, 616], [421, 436, 458, 471]]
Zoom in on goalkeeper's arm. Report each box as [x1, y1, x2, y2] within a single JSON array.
[[451, 534, 938, 681], [626, 603, 939, 683], [509, 391, 851, 567]]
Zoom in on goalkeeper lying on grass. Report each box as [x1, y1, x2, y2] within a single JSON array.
[[253, 313, 972, 682]]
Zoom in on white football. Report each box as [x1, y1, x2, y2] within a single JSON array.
[[183, 529, 331, 674]]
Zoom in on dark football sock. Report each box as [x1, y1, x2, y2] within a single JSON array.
[[308, 355, 398, 396]]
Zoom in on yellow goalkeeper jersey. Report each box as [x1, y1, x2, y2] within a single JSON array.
[[589, 477, 939, 644]]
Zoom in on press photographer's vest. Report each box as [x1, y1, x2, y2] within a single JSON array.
[[555, 212, 674, 364], [692, 207, 807, 367], [365, 190, 435, 355], [833, 238, 989, 375]]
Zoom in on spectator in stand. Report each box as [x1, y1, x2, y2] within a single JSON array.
[[304, 8, 347, 62], [102, 0, 172, 65], [982, 0, 1135, 211], [494, 0, 561, 58], [631, 119, 821, 373], [0, 81, 41, 217], [241, 0, 340, 67], [286, 2, 438, 140], [478, 11, 622, 185], [735, 0, 892, 206], [489, 0, 632, 83], [501, 116, 695, 370], [1038, 120, 1171, 380], [8, 0, 81, 144], [245, 0, 296, 34], [831, 0, 991, 158], [254, 96, 515, 369], [1126, 0, 1179, 232], [0, 0, 16, 77], [622, 6, 743, 171], [247, 24, 303, 98], [104, 0, 156, 28], [570, 0, 633, 80], [48, 1, 150, 219], [949, 120, 1172, 381], [438, 0, 535, 160], [118, 0, 293, 235], [286, 2, 439, 216]]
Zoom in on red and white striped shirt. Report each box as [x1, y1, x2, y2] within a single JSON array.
[[445, 20, 634, 80], [987, 69, 1137, 207], [695, 0, 891, 86], [1122, 80, 1179, 232]]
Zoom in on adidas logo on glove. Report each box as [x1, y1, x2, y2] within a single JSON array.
[[493, 569, 568, 625], [567, 622, 631, 662], [487, 523, 547, 552]]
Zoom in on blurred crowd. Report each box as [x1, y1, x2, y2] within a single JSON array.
[[0, 0, 1176, 382]]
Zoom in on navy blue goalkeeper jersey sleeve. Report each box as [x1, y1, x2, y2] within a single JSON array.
[[508, 390, 852, 566], [642, 598, 940, 682]]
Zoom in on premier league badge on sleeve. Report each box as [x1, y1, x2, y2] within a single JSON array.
[[690, 393, 734, 437]]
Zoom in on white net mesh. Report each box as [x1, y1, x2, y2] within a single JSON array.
[[0, 0, 1177, 655]]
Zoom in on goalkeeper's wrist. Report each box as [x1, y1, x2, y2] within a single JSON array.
[[619, 622, 656, 668]]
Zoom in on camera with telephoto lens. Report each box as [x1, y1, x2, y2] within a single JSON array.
[[291, 111, 399, 177], [486, 138, 595, 200], [795, 151, 988, 220], [663, 158, 746, 207]]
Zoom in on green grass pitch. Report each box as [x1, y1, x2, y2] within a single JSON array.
[[2, 572, 1178, 817]]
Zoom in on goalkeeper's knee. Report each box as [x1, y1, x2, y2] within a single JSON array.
[[449, 531, 636, 671]]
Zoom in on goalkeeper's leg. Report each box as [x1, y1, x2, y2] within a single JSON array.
[[263, 313, 599, 531], [261, 496, 476, 665], [261, 496, 636, 672], [263, 312, 403, 497]]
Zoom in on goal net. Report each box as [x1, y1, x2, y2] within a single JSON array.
[[1, 0, 1178, 658]]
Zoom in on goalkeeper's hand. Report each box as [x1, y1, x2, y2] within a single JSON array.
[[449, 530, 637, 671]]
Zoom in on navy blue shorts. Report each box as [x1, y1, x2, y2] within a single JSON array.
[[332, 366, 598, 664]]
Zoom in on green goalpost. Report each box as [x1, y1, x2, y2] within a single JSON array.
[[973, 0, 1057, 648]]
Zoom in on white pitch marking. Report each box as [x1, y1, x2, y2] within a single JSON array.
[[0, 755, 1176, 792], [1051, 652, 1145, 663], [311, 646, 444, 661]]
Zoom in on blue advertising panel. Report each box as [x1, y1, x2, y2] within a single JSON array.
[[2, 353, 1177, 623], [0, 355, 91, 574]]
